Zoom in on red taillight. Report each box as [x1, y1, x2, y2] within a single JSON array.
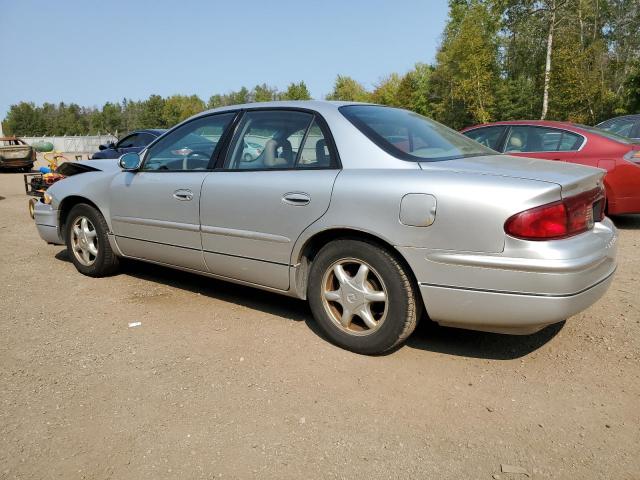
[[505, 187, 605, 240]]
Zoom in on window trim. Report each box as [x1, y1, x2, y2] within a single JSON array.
[[138, 111, 240, 173], [213, 107, 342, 172]]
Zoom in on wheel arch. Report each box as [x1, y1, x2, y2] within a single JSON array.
[[292, 227, 421, 305], [58, 195, 103, 241]]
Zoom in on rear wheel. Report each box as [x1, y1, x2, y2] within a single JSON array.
[[65, 204, 119, 277], [308, 239, 419, 354]]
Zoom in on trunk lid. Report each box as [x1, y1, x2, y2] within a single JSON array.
[[419, 154, 605, 198]]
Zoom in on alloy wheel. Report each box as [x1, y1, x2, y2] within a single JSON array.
[[321, 258, 388, 336], [70, 216, 98, 266]]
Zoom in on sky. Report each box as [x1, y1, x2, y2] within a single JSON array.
[[0, 0, 449, 119]]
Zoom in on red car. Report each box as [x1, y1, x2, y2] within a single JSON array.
[[461, 120, 640, 215]]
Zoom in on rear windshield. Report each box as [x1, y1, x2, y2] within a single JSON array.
[[575, 124, 637, 145], [340, 105, 496, 161]]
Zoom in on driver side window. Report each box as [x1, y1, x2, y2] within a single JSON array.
[[142, 113, 235, 171]]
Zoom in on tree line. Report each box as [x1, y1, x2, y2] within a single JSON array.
[[3, 0, 639, 137]]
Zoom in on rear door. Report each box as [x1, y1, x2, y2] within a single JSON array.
[[503, 125, 584, 162], [199, 109, 340, 290]]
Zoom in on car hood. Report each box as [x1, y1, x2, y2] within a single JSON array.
[[78, 158, 121, 172], [419, 154, 605, 198]]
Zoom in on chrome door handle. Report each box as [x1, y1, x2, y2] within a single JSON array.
[[173, 189, 193, 201], [282, 192, 310, 206]]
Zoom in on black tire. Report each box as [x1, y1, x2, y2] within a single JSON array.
[[307, 239, 420, 355], [65, 203, 120, 277], [28, 198, 37, 219]]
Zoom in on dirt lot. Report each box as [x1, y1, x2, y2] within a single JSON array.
[[0, 167, 639, 480]]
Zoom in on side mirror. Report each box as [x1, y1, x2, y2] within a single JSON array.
[[98, 144, 107, 151], [119, 152, 141, 171]]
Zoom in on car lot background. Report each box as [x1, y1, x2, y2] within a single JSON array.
[[1, 161, 639, 479]]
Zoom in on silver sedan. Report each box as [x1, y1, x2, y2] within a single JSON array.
[[33, 101, 617, 354]]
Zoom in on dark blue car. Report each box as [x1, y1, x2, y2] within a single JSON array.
[[91, 129, 166, 159]]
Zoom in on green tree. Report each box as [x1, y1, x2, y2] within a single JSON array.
[[252, 84, 279, 102], [371, 74, 402, 106], [326, 75, 371, 102], [624, 61, 640, 113], [227, 87, 250, 105], [100, 102, 123, 134], [162, 95, 206, 127], [139, 94, 167, 128], [431, 0, 500, 128], [396, 63, 434, 116], [281, 81, 312, 100], [3, 102, 43, 136]]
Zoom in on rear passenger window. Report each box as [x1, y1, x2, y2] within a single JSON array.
[[224, 111, 336, 170], [296, 119, 335, 168], [505, 126, 582, 152], [556, 131, 583, 151], [225, 110, 312, 170]]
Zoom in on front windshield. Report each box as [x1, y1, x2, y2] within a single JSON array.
[[340, 105, 496, 161], [576, 123, 637, 145]]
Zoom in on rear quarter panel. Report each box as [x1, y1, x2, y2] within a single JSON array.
[[291, 169, 561, 262]]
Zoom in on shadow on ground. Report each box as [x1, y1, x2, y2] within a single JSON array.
[[405, 320, 564, 360], [610, 214, 640, 230], [55, 250, 562, 360]]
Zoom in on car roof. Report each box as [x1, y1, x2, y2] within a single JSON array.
[[194, 100, 369, 118], [463, 120, 581, 131], [137, 129, 167, 135]]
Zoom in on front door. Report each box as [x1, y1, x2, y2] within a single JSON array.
[[200, 109, 341, 290], [110, 112, 237, 270]]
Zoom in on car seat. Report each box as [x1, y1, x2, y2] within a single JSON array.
[[506, 132, 524, 152], [263, 139, 288, 168], [315, 139, 329, 167]]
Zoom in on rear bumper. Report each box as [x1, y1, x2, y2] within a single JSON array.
[[399, 218, 617, 334], [418, 271, 614, 334], [34, 202, 64, 244]]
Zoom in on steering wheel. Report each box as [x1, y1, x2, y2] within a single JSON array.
[[183, 151, 211, 170]]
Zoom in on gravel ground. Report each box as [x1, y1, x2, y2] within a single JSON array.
[[1, 168, 639, 479]]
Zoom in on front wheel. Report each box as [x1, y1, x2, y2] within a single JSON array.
[[308, 239, 420, 354], [65, 203, 120, 277]]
